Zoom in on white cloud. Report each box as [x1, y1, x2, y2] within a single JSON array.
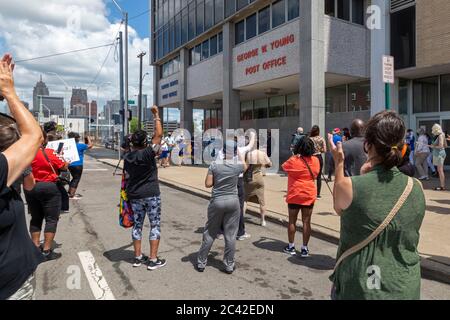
[[0, 0, 153, 112]]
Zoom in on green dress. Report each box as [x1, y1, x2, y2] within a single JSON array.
[[330, 166, 425, 300]]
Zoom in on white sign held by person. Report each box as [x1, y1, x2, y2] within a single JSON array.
[[46, 138, 80, 163]]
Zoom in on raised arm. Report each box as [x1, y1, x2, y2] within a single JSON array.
[[86, 135, 94, 149], [328, 134, 353, 215], [0, 54, 43, 187], [151, 106, 163, 146]]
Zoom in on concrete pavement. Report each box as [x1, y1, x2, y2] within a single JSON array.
[[89, 147, 450, 285], [29, 154, 450, 300]]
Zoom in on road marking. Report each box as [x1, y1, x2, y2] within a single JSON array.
[[83, 169, 109, 172], [77, 251, 115, 300]]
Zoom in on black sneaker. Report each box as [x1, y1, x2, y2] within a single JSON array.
[[300, 247, 310, 258], [283, 245, 296, 255], [197, 266, 205, 273], [42, 249, 62, 261], [224, 267, 235, 275], [147, 258, 167, 270], [133, 254, 149, 267]]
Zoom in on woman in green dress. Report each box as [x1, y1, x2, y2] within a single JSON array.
[[328, 111, 426, 300]]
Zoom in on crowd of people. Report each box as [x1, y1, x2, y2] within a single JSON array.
[[0, 51, 447, 300]]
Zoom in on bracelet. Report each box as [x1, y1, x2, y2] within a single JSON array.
[[154, 118, 161, 121]]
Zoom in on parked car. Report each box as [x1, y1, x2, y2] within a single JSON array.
[[104, 139, 116, 150]]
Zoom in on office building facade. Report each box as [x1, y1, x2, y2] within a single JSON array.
[[150, 0, 450, 164]]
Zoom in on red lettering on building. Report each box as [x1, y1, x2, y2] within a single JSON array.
[[245, 64, 260, 75], [262, 56, 287, 70], [237, 48, 259, 63], [270, 34, 295, 50]]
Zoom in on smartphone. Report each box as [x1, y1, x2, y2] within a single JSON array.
[[57, 142, 64, 154]]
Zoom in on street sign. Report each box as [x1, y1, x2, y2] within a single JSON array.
[[128, 100, 135, 105], [382, 55, 395, 84]]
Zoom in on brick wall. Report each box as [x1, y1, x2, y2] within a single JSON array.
[[416, 0, 450, 67]]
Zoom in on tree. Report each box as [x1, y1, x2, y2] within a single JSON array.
[[129, 117, 139, 133]]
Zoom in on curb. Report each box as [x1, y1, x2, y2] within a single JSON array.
[[95, 157, 450, 285]]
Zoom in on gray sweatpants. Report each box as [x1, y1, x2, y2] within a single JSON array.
[[197, 196, 240, 272]]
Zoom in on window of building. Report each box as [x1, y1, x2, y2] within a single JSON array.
[[325, 0, 335, 16], [164, 0, 169, 25], [196, 0, 204, 35], [258, 6, 270, 34], [337, 0, 350, 21], [175, 0, 181, 14], [326, 85, 347, 113], [204, 0, 214, 30], [163, 25, 169, 56], [288, 0, 300, 21], [240, 101, 253, 120], [235, 20, 245, 45], [210, 35, 218, 56], [254, 98, 268, 119], [202, 39, 210, 60], [225, 0, 236, 18], [391, 5, 416, 69], [399, 79, 408, 115], [169, 0, 175, 20], [175, 14, 182, 48], [348, 81, 370, 111], [194, 44, 202, 64], [441, 74, 450, 112], [161, 56, 181, 78], [237, 0, 248, 11], [413, 77, 439, 113], [272, 0, 286, 28], [169, 21, 175, 52], [286, 94, 299, 116], [214, 0, 223, 24], [246, 13, 257, 40], [181, 8, 188, 44], [188, 2, 196, 40], [269, 96, 285, 118], [218, 32, 223, 52], [352, 0, 364, 25]]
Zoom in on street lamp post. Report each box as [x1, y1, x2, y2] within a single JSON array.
[[96, 82, 112, 141], [46, 72, 71, 137], [112, 0, 129, 136]]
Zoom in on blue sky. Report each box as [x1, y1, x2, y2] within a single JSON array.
[[106, 0, 150, 38]]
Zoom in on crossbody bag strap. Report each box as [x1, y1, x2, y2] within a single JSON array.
[[333, 177, 414, 272], [41, 148, 59, 177], [300, 156, 315, 181]]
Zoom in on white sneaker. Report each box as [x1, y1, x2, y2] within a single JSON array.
[[237, 233, 251, 241], [261, 220, 267, 227], [216, 234, 224, 240]]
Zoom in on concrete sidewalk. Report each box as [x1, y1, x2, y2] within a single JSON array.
[[92, 155, 450, 284]]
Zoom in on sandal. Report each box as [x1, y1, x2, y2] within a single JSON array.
[[434, 187, 446, 191]]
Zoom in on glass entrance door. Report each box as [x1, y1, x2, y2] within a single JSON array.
[[442, 118, 450, 166], [418, 117, 450, 166]]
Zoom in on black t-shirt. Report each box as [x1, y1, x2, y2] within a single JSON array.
[[0, 154, 44, 299], [124, 147, 160, 200]]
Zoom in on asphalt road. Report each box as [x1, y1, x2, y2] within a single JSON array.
[[29, 154, 450, 300]]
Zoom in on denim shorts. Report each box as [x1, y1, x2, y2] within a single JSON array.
[[130, 196, 162, 241]]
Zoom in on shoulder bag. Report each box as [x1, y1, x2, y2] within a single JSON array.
[[333, 177, 414, 271], [41, 148, 70, 185]]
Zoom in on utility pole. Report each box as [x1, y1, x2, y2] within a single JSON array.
[[118, 31, 125, 143], [124, 12, 129, 136], [137, 52, 146, 130]]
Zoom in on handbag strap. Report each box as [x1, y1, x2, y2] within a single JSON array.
[[40, 148, 59, 178], [299, 156, 315, 181], [333, 177, 414, 271]]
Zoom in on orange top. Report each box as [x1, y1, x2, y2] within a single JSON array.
[[282, 155, 320, 206]]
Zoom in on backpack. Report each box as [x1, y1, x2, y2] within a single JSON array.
[[291, 133, 306, 149], [119, 172, 134, 228]]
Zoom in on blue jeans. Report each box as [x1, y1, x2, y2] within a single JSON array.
[[130, 196, 161, 241]]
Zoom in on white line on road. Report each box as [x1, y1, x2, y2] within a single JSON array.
[[83, 169, 109, 172], [77, 251, 115, 300]]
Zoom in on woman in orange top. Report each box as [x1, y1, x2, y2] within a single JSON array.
[[282, 137, 320, 257]]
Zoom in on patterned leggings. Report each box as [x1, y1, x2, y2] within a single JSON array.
[[130, 196, 161, 241]]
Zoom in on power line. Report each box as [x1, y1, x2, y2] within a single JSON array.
[[86, 20, 124, 90], [15, 44, 115, 63], [129, 9, 150, 21]]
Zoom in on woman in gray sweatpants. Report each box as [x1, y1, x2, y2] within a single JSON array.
[[197, 142, 248, 274]]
